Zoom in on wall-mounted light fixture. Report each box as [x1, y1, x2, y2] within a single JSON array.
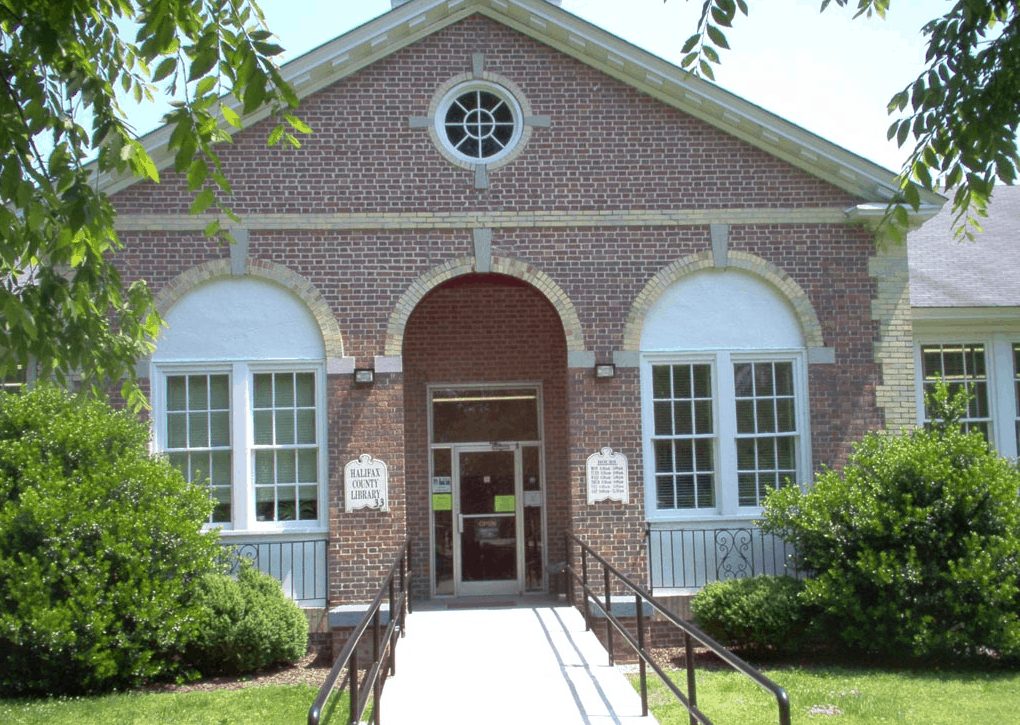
[[594, 363, 616, 379], [354, 368, 375, 385]]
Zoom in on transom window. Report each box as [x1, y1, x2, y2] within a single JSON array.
[[436, 82, 522, 164], [919, 343, 990, 438]]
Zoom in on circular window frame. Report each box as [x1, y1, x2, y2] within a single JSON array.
[[427, 73, 534, 171]]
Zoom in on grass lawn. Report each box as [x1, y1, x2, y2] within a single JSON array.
[[0, 684, 350, 725], [637, 665, 1020, 724]]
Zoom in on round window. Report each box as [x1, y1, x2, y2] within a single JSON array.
[[436, 82, 523, 164]]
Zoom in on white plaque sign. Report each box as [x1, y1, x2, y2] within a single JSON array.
[[344, 454, 389, 512], [586, 447, 629, 504]]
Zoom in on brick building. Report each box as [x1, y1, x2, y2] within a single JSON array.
[[102, 0, 947, 630]]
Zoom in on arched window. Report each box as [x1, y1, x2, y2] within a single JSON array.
[[640, 269, 810, 519], [152, 278, 327, 532]]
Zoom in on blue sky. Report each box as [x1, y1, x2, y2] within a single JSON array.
[[127, 0, 945, 173]]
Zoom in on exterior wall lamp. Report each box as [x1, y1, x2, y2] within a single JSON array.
[[354, 368, 375, 385], [594, 363, 616, 379]]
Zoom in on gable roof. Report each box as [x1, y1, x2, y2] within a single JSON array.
[[909, 185, 1020, 310], [100, 0, 944, 214]]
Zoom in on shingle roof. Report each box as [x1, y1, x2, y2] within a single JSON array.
[[909, 185, 1020, 307]]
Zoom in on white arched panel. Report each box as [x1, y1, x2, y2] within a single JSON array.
[[640, 269, 804, 351], [154, 278, 325, 361]]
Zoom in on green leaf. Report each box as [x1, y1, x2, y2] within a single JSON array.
[[707, 25, 730, 49], [187, 158, 208, 191], [267, 124, 284, 146], [190, 189, 215, 215], [188, 49, 218, 82], [699, 60, 715, 80], [129, 141, 160, 183], [221, 105, 241, 128], [284, 114, 311, 134], [896, 121, 910, 147], [152, 57, 176, 83], [195, 76, 217, 97]]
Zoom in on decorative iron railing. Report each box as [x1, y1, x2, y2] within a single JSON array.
[[218, 537, 328, 605], [646, 525, 798, 592], [566, 532, 791, 725]]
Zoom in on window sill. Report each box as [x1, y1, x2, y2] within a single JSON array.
[[646, 513, 763, 529], [212, 528, 328, 541]]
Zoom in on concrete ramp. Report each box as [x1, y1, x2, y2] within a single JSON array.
[[380, 599, 658, 725]]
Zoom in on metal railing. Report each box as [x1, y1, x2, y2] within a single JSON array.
[[646, 525, 798, 592], [308, 537, 412, 725], [566, 532, 791, 725], [218, 537, 328, 605]]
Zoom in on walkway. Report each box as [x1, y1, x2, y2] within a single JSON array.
[[379, 597, 658, 725]]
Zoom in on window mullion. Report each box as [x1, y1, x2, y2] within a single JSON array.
[[231, 362, 250, 530], [716, 352, 738, 516], [991, 335, 1016, 457]]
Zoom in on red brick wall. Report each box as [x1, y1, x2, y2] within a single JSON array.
[[327, 376, 408, 603], [402, 275, 568, 598], [108, 13, 889, 606], [112, 16, 858, 216]]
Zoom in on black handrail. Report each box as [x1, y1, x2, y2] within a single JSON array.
[[565, 532, 791, 725], [308, 537, 412, 725]]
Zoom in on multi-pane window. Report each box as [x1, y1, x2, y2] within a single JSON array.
[[253, 372, 319, 523], [165, 374, 232, 523], [644, 355, 804, 516], [919, 343, 990, 439], [651, 364, 715, 509], [734, 362, 798, 507]]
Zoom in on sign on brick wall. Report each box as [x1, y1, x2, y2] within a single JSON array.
[[586, 447, 629, 504], [344, 454, 390, 512]]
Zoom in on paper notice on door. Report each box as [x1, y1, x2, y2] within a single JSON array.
[[432, 493, 452, 511], [524, 491, 542, 507], [432, 476, 452, 493], [493, 495, 515, 512]]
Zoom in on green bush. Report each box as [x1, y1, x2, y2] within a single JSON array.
[[186, 564, 308, 676], [762, 387, 1020, 662], [0, 385, 219, 695], [692, 576, 810, 655]]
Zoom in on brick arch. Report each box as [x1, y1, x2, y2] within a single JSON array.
[[622, 250, 825, 350], [153, 258, 345, 358], [383, 256, 586, 356]]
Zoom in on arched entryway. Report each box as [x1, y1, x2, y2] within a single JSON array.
[[401, 273, 569, 599]]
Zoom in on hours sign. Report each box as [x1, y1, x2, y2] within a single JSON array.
[[586, 447, 629, 504]]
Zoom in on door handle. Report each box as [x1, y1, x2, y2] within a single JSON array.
[[458, 514, 464, 534]]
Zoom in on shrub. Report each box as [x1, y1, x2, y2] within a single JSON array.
[[186, 564, 309, 676], [0, 385, 219, 695], [692, 576, 810, 655], [762, 386, 1020, 662]]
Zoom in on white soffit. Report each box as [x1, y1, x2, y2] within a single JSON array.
[[97, 0, 943, 209]]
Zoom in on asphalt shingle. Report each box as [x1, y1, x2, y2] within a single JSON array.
[[908, 186, 1020, 307]]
